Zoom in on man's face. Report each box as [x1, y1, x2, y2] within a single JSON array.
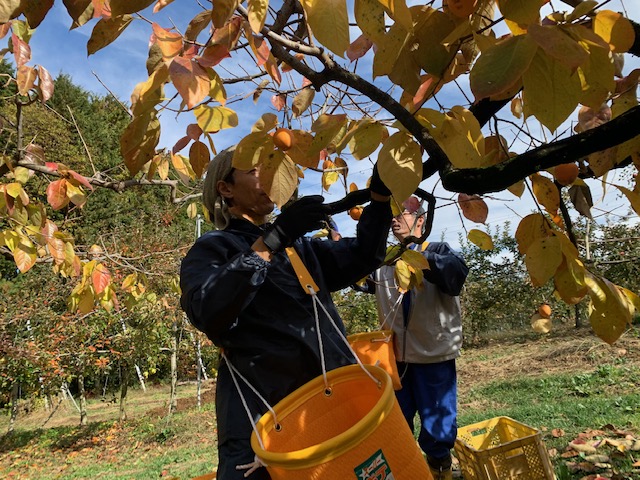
[[220, 167, 275, 222], [391, 210, 423, 240]]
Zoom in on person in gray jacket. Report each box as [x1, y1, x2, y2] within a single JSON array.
[[372, 196, 468, 480]]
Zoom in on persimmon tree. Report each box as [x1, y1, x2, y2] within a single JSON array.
[[1, 0, 640, 345]]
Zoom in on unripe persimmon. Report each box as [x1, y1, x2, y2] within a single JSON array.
[[273, 128, 293, 151], [446, 0, 477, 18], [538, 303, 552, 318], [349, 206, 363, 221], [554, 163, 579, 186]]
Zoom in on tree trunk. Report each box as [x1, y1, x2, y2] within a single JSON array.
[[119, 363, 129, 422], [169, 320, 179, 415], [8, 382, 19, 434], [78, 374, 88, 426]]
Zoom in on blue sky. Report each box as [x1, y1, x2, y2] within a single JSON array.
[[6, 1, 640, 247]]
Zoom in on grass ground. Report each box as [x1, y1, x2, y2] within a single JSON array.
[[0, 325, 639, 479]]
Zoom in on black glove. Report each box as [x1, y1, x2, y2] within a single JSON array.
[[262, 195, 329, 253], [369, 164, 392, 197]]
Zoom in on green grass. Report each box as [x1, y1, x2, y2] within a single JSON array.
[[457, 363, 640, 479]]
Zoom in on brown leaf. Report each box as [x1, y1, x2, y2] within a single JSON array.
[[569, 184, 594, 219], [109, 0, 154, 16], [552, 428, 566, 438], [189, 141, 210, 178], [458, 193, 488, 223], [87, 15, 133, 56], [271, 94, 286, 111], [23, 0, 54, 28]]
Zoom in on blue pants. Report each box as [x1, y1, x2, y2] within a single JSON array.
[[395, 360, 458, 463]]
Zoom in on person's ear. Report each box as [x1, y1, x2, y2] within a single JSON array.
[[217, 180, 233, 201]]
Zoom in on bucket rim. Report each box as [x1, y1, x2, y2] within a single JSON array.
[[250, 364, 394, 469]]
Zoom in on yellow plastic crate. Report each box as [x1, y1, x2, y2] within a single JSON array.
[[454, 416, 555, 480]]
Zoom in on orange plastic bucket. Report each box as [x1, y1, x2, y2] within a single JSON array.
[[250, 364, 432, 480], [348, 330, 401, 390]]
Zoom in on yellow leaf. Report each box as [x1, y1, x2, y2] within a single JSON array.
[[570, 25, 615, 109], [193, 105, 238, 132], [525, 236, 563, 287], [394, 259, 412, 293], [252, 113, 278, 133], [16, 65, 37, 96], [14, 235, 36, 273], [87, 15, 133, 56], [120, 112, 161, 176], [554, 257, 588, 304], [208, 68, 227, 106], [385, 245, 402, 263], [377, 131, 422, 202], [431, 108, 485, 169], [468, 229, 494, 250], [593, 10, 635, 53], [530, 313, 552, 334], [515, 215, 550, 255], [65, 182, 86, 207], [354, 0, 386, 44], [247, 0, 268, 33], [615, 185, 640, 216], [309, 114, 348, 157], [497, 0, 545, 25], [470, 34, 538, 101], [186, 203, 198, 219], [171, 153, 194, 184], [130, 64, 168, 116], [373, 21, 410, 78], [292, 87, 315, 118], [259, 150, 299, 208], [233, 132, 274, 170], [402, 249, 430, 270], [585, 274, 632, 344], [348, 120, 387, 160], [412, 8, 456, 77], [523, 50, 582, 132], [527, 24, 589, 70], [530, 173, 560, 214], [377, 0, 413, 32], [211, 0, 240, 29], [300, 0, 350, 57]]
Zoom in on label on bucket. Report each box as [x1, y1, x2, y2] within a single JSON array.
[[354, 449, 394, 479]]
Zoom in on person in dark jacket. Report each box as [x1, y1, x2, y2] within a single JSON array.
[[180, 148, 392, 480]]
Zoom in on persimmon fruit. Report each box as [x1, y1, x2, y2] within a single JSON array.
[[273, 128, 293, 150], [554, 163, 579, 186], [349, 206, 363, 221], [538, 303, 552, 318]]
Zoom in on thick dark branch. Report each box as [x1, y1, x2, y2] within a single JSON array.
[[440, 105, 640, 194]]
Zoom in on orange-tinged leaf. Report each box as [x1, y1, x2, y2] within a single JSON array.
[[458, 193, 488, 223], [109, 0, 154, 16], [46, 179, 70, 210], [259, 150, 299, 208], [11, 33, 31, 68], [169, 56, 210, 109], [193, 105, 238, 132], [527, 24, 588, 70], [347, 34, 373, 62], [530, 173, 560, 214], [264, 53, 282, 86], [87, 14, 133, 55], [91, 263, 111, 294], [301, 0, 350, 57], [245, 31, 270, 66], [593, 10, 635, 53], [152, 23, 183, 62], [468, 229, 494, 250], [525, 236, 562, 287], [515, 213, 551, 255], [120, 112, 161, 176], [211, 0, 240, 29], [189, 141, 210, 178], [523, 50, 582, 132], [153, 0, 175, 13], [16, 65, 37, 96], [470, 34, 537, 101], [171, 153, 194, 184], [271, 94, 286, 111], [198, 44, 230, 68], [286, 130, 319, 168], [378, 131, 422, 202], [37, 65, 54, 102], [211, 15, 243, 49]]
